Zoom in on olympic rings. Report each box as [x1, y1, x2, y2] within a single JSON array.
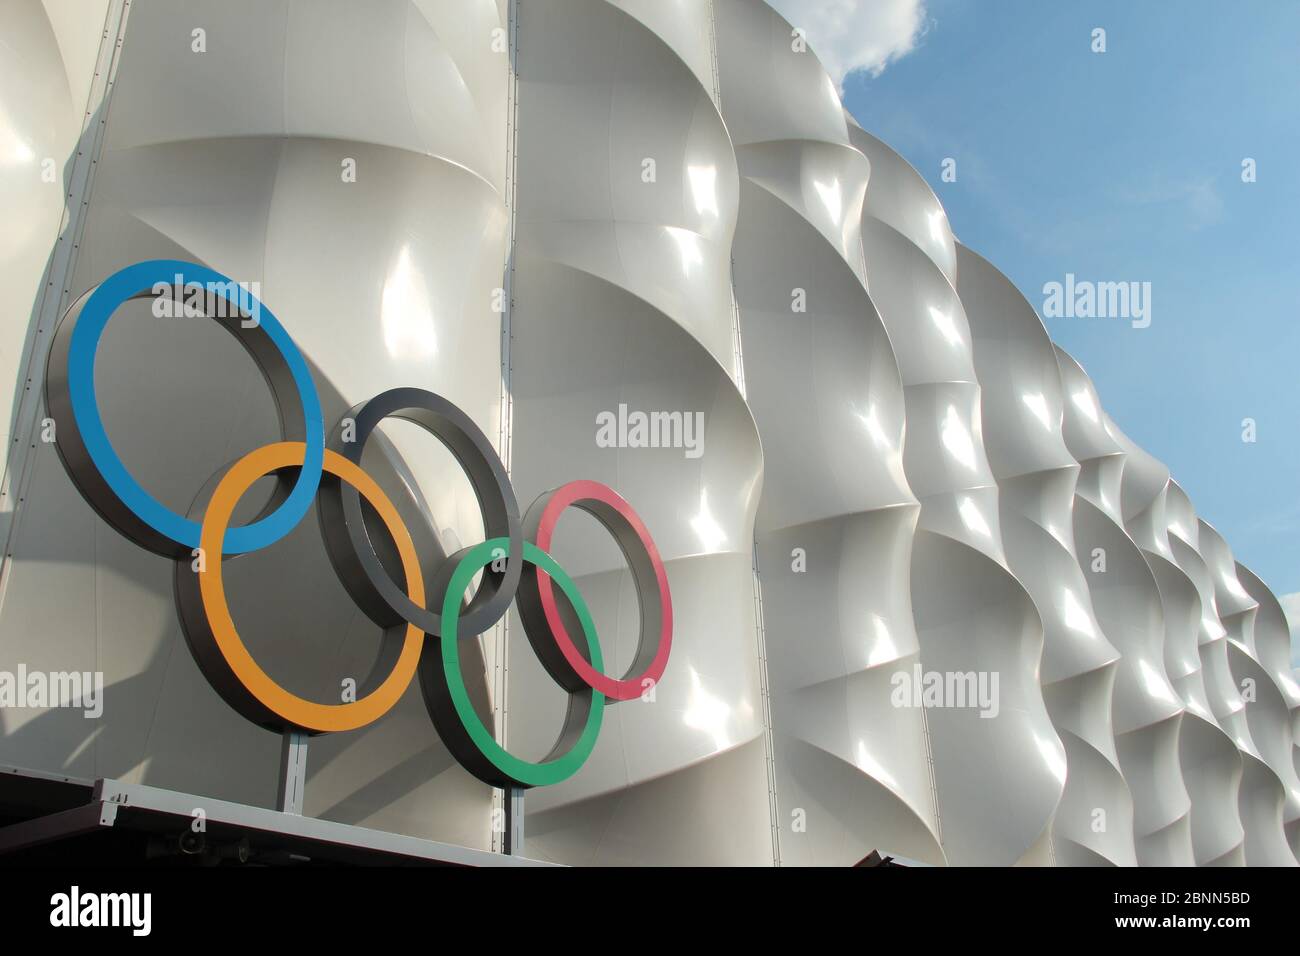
[[517, 480, 672, 701], [45, 259, 324, 558], [175, 442, 426, 734], [318, 388, 522, 638], [422, 538, 604, 789], [43, 261, 673, 789]]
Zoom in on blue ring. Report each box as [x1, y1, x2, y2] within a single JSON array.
[[66, 259, 324, 553]]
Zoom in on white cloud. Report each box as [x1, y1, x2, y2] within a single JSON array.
[[767, 0, 930, 86], [1115, 174, 1225, 232], [1278, 592, 1300, 669]]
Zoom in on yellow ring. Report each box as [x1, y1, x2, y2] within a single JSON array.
[[198, 441, 425, 732]]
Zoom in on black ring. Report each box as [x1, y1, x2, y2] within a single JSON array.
[[317, 387, 522, 637]]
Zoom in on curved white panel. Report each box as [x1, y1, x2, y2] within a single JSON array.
[[1076, 391, 1241, 866], [717, 0, 941, 867], [850, 118, 1063, 866], [1196, 520, 1299, 865], [0, 0, 113, 510], [1155, 477, 1285, 865], [1056, 351, 1195, 865], [960, 244, 1131, 867], [506, 0, 772, 866], [840, 126, 956, 288], [1236, 562, 1300, 859]]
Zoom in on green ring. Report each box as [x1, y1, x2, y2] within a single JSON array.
[[441, 537, 605, 787]]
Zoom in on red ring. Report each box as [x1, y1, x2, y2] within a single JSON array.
[[531, 480, 672, 701]]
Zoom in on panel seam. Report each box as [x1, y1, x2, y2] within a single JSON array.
[[490, 0, 521, 856]]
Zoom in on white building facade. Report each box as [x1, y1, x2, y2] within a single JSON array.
[[0, 0, 1295, 866]]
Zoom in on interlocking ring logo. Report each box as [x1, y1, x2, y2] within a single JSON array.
[[44, 259, 672, 789]]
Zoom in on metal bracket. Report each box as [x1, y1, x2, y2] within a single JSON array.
[[503, 786, 524, 856], [277, 730, 308, 815]]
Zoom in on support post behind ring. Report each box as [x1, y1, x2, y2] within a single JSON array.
[[504, 786, 524, 855], [277, 730, 308, 815]]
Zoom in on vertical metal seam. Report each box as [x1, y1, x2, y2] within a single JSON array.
[[711, 0, 773, 866], [0, 0, 132, 592], [492, 0, 522, 855], [919, 696, 944, 848], [706, 0, 723, 109], [0, 0, 133, 778], [750, 545, 782, 865], [709, 1, 748, 396], [729, 258, 746, 397]]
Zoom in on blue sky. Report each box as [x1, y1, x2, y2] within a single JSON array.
[[799, 0, 1300, 659]]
